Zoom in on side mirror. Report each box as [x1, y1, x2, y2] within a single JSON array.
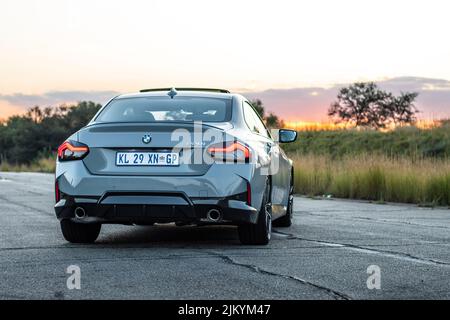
[[278, 129, 297, 143]]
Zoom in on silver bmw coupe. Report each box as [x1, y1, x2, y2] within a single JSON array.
[[55, 88, 297, 245]]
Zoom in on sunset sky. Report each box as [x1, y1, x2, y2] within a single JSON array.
[[1, 0, 450, 121]]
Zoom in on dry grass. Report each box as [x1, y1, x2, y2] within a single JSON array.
[[0, 156, 56, 173], [291, 153, 450, 206], [1, 152, 449, 207]]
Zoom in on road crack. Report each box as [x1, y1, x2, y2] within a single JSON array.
[[207, 250, 351, 300], [0, 194, 53, 217], [299, 211, 450, 230], [273, 230, 450, 267]]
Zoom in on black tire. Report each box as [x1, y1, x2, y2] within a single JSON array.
[[238, 181, 272, 245], [60, 220, 101, 243], [273, 183, 294, 227]]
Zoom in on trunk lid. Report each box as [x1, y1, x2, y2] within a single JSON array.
[[79, 122, 231, 176]]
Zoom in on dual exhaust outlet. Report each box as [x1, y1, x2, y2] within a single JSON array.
[[74, 206, 222, 222]]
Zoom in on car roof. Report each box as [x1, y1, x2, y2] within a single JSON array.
[[116, 88, 240, 100]]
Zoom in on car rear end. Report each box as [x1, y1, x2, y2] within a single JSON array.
[[54, 92, 265, 229]]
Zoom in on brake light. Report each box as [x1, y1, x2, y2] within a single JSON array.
[[207, 141, 250, 162], [57, 141, 89, 161]]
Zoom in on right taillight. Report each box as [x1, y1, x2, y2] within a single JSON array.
[[57, 140, 89, 161], [207, 141, 250, 163]]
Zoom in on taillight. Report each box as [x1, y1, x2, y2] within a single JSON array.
[[207, 141, 250, 163], [57, 140, 89, 161]]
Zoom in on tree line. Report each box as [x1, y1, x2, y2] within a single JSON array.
[[0, 83, 418, 165], [0, 102, 102, 164], [0, 99, 280, 165]]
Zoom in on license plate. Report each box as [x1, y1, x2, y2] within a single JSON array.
[[116, 152, 179, 166]]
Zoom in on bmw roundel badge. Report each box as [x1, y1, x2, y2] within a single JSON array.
[[142, 134, 152, 144]]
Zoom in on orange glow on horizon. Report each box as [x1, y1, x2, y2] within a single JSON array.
[[283, 121, 350, 131], [283, 119, 443, 131]]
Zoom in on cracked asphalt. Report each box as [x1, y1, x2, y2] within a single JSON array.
[[0, 172, 449, 300]]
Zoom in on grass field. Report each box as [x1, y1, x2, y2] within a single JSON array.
[[283, 123, 450, 158], [284, 124, 450, 206], [291, 153, 450, 206]]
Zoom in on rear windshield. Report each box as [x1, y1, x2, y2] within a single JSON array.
[[95, 97, 232, 123]]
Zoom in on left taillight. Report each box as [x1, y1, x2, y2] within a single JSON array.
[[57, 140, 89, 162]]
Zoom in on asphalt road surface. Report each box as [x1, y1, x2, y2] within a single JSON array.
[[0, 172, 449, 300]]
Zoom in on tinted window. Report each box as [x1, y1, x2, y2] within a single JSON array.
[[243, 102, 270, 138], [96, 97, 232, 123]]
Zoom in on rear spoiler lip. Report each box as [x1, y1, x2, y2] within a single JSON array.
[[81, 120, 234, 131], [139, 88, 230, 94]]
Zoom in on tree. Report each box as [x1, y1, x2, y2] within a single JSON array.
[[250, 99, 265, 119], [265, 112, 284, 129], [328, 82, 419, 129], [250, 99, 284, 128], [0, 101, 102, 164], [27, 106, 44, 123], [390, 92, 419, 126]]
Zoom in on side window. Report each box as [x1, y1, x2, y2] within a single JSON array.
[[243, 102, 258, 133], [243, 102, 270, 138]]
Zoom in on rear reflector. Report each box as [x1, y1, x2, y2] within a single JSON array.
[[55, 180, 60, 203], [246, 181, 251, 206]]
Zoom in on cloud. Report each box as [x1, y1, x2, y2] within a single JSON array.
[[1, 77, 450, 121], [0, 90, 119, 118], [380, 77, 450, 92], [243, 77, 450, 121]]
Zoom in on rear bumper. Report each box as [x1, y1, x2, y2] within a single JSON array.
[[55, 158, 268, 219], [54, 191, 258, 225]]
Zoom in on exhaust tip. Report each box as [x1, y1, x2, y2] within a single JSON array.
[[74, 207, 86, 219], [206, 209, 221, 222]]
